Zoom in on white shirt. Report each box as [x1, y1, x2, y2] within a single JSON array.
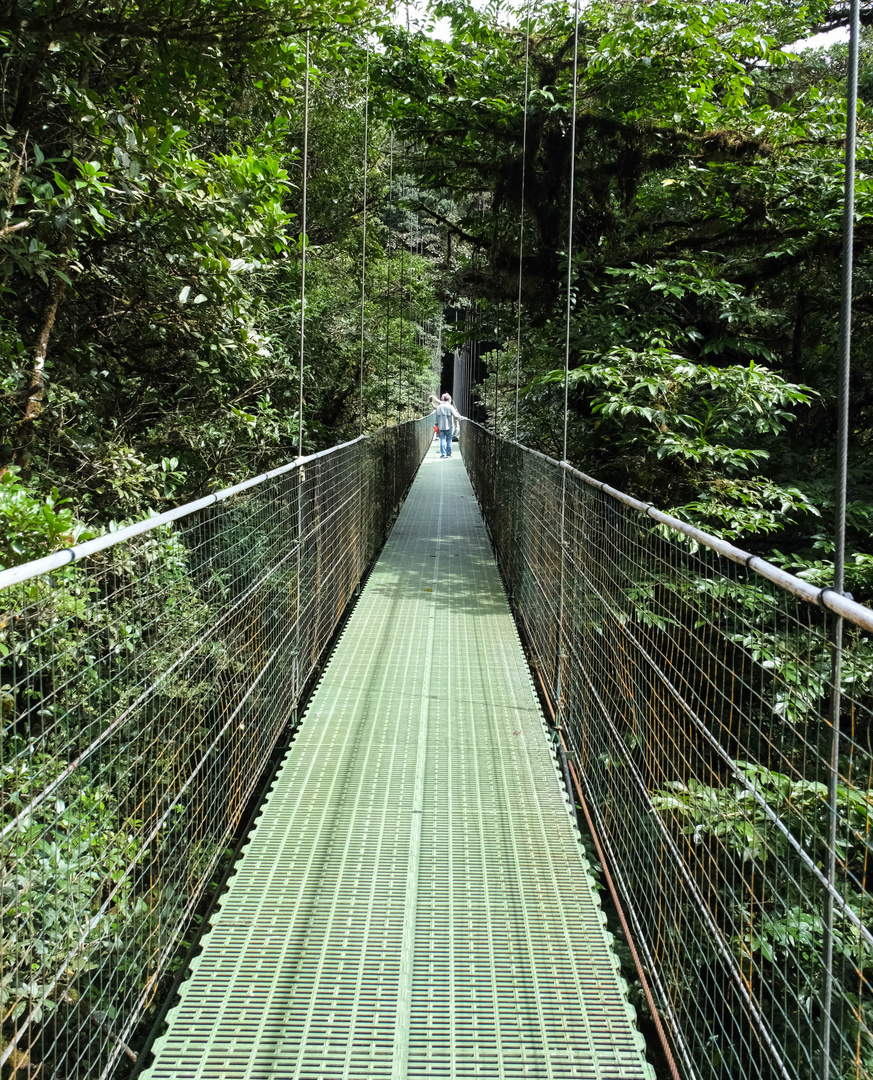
[[435, 402, 460, 431]]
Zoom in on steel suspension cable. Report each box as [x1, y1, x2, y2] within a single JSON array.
[[385, 123, 394, 425], [495, 304, 500, 432], [561, 4, 579, 466], [515, 0, 532, 441], [399, 168, 405, 416], [295, 32, 311, 723], [298, 32, 310, 459], [435, 314, 443, 390], [554, 0, 580, 734], [460, 319, 466, 416], [359, 43, 370, 435], [822, 1, 861, 1074], [468, 337, 471, 419], [464, 326, 469, 419]]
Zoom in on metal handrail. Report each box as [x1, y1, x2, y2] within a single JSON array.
[[0, 417, 432, 590], [464, 420, 873, 633]]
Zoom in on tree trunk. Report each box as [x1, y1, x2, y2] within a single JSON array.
[[14, 272, 67, 469]]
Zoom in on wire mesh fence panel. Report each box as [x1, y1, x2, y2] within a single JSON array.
[[462, 420, 873, 1080], [0, 417, 433, 1080]]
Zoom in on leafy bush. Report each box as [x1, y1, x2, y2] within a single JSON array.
[[653, 762, 873, 1080], [0, 468, 94, 570]]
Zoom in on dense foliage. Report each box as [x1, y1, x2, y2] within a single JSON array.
[[377, 0, 873, 596], [0, 0, 442, 563], [4, 0, 873, 583]]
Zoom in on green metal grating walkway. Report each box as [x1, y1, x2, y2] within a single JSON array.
[[146, 442, 653, 1080]]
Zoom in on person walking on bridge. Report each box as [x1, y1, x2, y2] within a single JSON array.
[[435, 393, 460, 458], [431, 392, 461, 443]]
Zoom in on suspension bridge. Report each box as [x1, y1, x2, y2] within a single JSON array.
[[3, 418, 873, 1080], [0, 0, 869, 1067], [145, 436, 650, 1080]]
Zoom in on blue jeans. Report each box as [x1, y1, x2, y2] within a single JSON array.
[[438, 429, 453, 457]]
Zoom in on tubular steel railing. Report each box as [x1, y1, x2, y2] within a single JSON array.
[[461, 420, 873, 1080], [0, 417, 432, 1080]]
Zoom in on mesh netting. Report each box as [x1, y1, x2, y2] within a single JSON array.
[[0, 418, 432, 1080], [462, 420, 873, 1080]]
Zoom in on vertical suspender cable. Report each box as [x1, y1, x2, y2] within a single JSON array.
[[358, 42, 369, 588], [461, 320, 467, 418], [495, 305, 500, 432], [515, 1, 532, 442], [462, 343, 466, 415], [821, 2, 860, 1076], [554, 0, 580, 728], [469, 310, 475, 419], [463, 333, 467, 419], [458, 341, 463, 417], [360, 43, 370, 435], [560, 4, 578, 467], [385, 123, 394, 425], [477, 306, 482, 418], [435, 315, 443, 391], [295, 31, 311, 706], [399, 168, 405, 415], [298, 32, 310, 459], [493, 305, 500, 505]]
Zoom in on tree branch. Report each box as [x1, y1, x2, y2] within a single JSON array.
[[414, 204, 486, 247]]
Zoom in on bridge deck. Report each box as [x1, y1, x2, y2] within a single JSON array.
[[146, 442, 652, 1080]]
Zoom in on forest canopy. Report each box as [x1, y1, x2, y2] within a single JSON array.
[[1, 0, 873, 598], [377, 1, 873, 585]]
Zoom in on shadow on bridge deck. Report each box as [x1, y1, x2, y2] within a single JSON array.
[[145, 440, 653, 1080]]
